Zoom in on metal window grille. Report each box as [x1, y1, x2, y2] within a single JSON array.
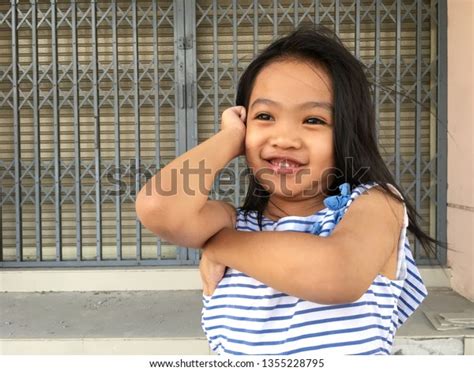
[[0, 0, 447, 267]]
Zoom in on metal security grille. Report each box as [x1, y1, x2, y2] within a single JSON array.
[[0, 0, 197, 267], [0, 0, 446, 267]]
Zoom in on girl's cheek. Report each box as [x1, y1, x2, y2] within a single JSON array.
[[245, 123, 265, 141], [244, 140, 260, 169], [244, 146, 257, 165], [244, 129, 259, 150]]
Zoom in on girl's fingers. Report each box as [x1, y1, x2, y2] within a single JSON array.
[[199, 251, 224, 297], [231, 106, 246, 122], [219, 106, 247, 138], [239, 107, 246, 122]]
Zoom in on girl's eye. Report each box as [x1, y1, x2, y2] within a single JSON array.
[[255, 113, 272, 121], [305, 117, 327, 125], [254, 114, 327, 125]]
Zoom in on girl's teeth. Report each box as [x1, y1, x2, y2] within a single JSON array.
[[270, 159, 300, 168]]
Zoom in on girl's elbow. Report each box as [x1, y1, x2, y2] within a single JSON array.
[[135, 197, 204, 248], [306, 277, 367, 305], [331, 288, 365, 304], [135, 193, 178, 237], [332, 283, 368, 304], [307, 291, 361, 305]]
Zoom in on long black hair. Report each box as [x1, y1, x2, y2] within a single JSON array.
[[236, 26, 442, 257]]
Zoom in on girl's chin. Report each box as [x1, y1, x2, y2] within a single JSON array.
[[258, 182, 305, 198], [256, 177, 322, 198]]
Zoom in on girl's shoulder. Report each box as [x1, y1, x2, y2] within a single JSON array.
[[323, 182, 406, 227]]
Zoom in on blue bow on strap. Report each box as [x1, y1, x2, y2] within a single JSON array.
[[323, 182, 352, 224], [324, 183, 351, 210], [324, 183, 351, 224], [309, 183, 352, 234]]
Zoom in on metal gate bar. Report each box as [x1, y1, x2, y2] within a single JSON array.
[[436, 0, 447, 265], [52, 0, 61, 261], [112, 0, 122, 261]]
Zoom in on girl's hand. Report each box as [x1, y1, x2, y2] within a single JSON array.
[[220, 106, 246, 156], [200, 246, 227, 297]]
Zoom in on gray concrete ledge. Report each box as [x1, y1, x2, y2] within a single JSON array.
[[1, 288, 473, 355], [396, 287, 474, 339]]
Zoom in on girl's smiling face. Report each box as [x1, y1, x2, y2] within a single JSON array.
[[245, 59, 335, 216]]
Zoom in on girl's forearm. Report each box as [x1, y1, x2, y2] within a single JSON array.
[[205, 228, 355, 304], [136, 129, 242, 229]]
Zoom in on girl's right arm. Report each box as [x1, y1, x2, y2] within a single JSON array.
[[135, 106, 246, 249]]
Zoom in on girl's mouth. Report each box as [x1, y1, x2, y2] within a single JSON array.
[[266, 159, 302, 175]]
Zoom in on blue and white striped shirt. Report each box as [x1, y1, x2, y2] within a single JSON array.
[[201, 183, 428, 355]]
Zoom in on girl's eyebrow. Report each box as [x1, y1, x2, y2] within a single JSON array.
[[250, 98, 333, 112]]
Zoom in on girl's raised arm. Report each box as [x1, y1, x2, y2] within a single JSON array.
[[135, 106, 246, 249]]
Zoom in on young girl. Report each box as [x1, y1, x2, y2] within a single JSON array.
[[136, 27, 434, 355]]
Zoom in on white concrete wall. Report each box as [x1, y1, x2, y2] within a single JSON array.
[[447, 0, 474, 301], [0, 267, 449, 292]]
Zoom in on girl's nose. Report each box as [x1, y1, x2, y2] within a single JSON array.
[[268, 125, 303, 149]]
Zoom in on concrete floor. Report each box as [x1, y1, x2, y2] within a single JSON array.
[[0, 290, 204, 339]]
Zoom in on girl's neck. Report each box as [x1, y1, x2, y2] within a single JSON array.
[[264, 194, 327, 221]]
